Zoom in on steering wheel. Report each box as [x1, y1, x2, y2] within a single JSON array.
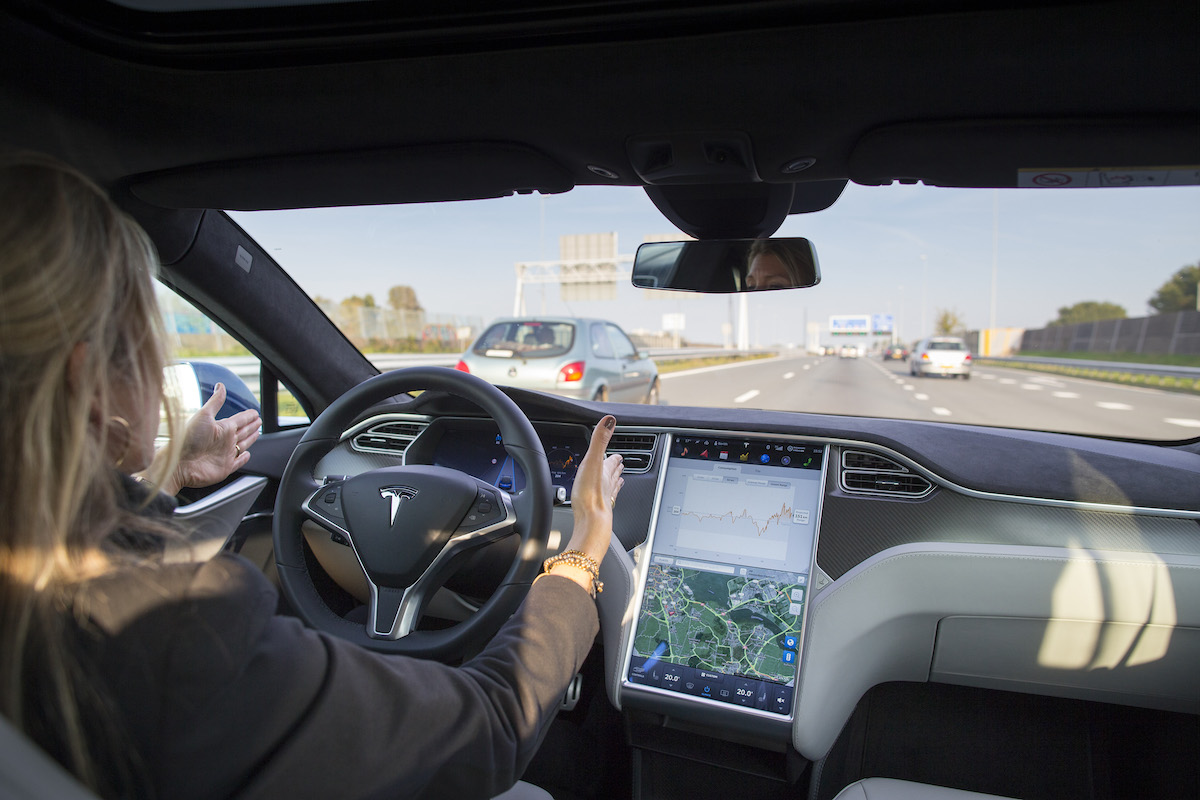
[[273, 367, 552, 661]]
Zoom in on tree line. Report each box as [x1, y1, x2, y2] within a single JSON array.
[[1046, 259, 1200, 327], [930, 259, 1200, 337]]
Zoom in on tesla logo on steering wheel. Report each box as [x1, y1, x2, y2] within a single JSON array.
[[380, 486, 418, 526]]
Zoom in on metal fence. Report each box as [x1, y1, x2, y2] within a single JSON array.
[[1019, 310, 1200, 357]]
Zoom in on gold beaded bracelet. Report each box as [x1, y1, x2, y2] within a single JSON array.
[[541, 549, 604, 597]]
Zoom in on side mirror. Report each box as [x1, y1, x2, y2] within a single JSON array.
[[165, 361, 261, 419], [632, 237, 820, 293]]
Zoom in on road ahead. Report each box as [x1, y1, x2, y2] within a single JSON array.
[[659, 354, 1200, 440]]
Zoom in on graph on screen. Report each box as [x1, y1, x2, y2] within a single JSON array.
[[670, 474, 802, 561]]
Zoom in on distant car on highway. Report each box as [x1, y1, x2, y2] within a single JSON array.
[[910, 336, 972, 379], [456, 317, 659, 403], [883, 345, 909, 361], [838, 344, 860, 358]]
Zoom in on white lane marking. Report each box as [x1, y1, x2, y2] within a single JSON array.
[[999, 378, 1016, 385], [1052, 391, 1080, 399], [1021, 384, 1044, 391], [783, 371, 796, 379], [1165, 418, 1200, 428], [659, 355, 784, 379], [734, 389, 761, 403], [932, 407, 952, 416], [903, 385, 914, 392], [1030, 376, 1065, 387], [915, 393, 929, 400], [1096, 401, 1133, 411], [981, 374, 996, 380], [803, 365, 812, 370]]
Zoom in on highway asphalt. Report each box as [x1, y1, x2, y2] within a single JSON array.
[[659, 354, 1200, 441]]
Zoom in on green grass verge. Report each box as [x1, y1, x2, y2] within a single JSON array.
[[977, 355, 1200, 394], [656, 353, 773, 374], [1019, 350, 1200, 368]]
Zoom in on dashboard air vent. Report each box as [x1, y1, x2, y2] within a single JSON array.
[[351, 419, 428, 458], [606, 431, 658, 474], [840, 449, 932, 498]]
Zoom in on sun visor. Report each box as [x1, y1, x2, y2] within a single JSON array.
[[127, 143, 575, 210], [849, 119, 1200, 188]]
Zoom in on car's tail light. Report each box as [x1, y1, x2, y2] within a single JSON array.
[[454, 360, 470, 373], [558, 361, 585, 382], [963, 353, 972, 362], [921, 352, 930, 360]]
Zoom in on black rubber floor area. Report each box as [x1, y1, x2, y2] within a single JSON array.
[[813, 682, 1199, 800]]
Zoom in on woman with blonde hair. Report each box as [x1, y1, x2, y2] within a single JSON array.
[[0, 151, 255, 793], [0, 153, 622, 799]]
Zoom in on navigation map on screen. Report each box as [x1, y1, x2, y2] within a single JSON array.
[[625, 435, 824, 716]]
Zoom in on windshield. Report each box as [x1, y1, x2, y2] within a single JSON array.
[[229, 182, 1200, 441]]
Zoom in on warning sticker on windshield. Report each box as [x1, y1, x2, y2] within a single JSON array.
[[1018, 167, 1200, 188]]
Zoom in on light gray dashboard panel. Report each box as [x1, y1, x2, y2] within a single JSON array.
[[816, 482, 1200, 580]]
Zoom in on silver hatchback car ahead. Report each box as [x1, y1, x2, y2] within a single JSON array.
[[910, 336, 972, 379], [455, 317, 659, 403]]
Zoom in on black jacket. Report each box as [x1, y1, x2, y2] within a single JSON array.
[[74, 553, 597, 800]]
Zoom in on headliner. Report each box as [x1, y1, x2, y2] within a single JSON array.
[[0, 0, 1197, 214]]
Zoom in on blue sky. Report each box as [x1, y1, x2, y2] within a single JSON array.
[[231, 182, 1200, 346]]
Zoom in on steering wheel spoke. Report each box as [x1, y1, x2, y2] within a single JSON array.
[[450, 483, 517, 544], [302, 481, 351, 539]]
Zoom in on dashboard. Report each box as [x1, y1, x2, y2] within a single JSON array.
[[412, 418, 589, 502], [308, 405, 1200, 757]]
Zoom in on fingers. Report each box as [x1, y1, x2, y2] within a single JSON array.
[[232, 448, 253, 470], [199, 382, 227, 417], [228, 406, 260, 427], [605, 454, 625, 500], [583, 414, 617, 463]]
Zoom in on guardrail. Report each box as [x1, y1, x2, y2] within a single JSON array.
[[194, 347, 773, 390], [980, 355, 1200, 379]]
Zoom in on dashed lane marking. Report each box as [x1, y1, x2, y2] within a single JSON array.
[[999, 378, 1016, 385], [1052, 391, 1080, 399], [1165, 418, 1200, 428], [903, 385, 915, 392], [783, 372, 796, 379], [932, 407, 952, 416], [1096, 401, 1133, 411], [915, 393, 929, 400], [734, 389, 761, 403], [1021, 384, 1044, 391]]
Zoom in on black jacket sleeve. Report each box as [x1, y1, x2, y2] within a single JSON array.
[[86, 554, 598, 800]]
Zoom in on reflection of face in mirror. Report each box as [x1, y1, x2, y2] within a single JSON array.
[[745, 239, 813, 290]]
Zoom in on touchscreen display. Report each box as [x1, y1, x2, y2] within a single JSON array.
[[625, 435, 825, 717]]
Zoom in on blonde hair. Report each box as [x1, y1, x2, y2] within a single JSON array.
[[0, 152, 180, 793], [746, 238, 813, 287]]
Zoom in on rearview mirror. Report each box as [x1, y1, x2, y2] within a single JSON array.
[[631, 238, 820, 293]]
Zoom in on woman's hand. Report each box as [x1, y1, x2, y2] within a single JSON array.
[[158, 383, 261, 495], [558, 415, 623, 569]]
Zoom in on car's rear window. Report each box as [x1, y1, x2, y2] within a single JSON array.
[[928, 340, 967, 351], [473, 321, 575, 359]]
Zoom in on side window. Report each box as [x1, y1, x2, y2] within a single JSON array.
[[590, 322, 615, 358], [158, 285, 309, 429], [606, 324, 636, 359]]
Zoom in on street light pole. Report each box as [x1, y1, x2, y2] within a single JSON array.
[[920, 254, 928, 337]]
